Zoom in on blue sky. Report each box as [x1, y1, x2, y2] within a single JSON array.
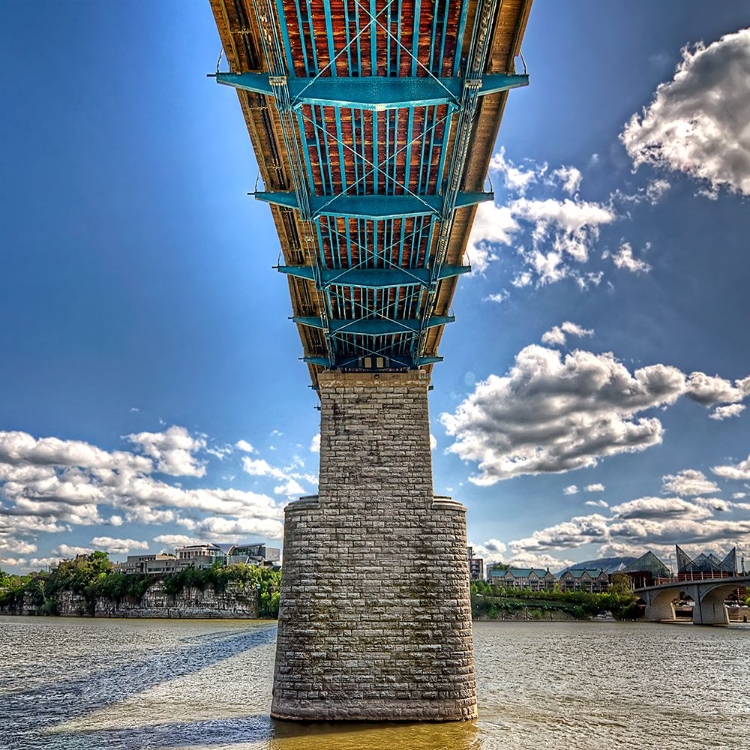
[[1, 2, 750, 573]]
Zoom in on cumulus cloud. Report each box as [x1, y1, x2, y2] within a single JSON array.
[[468, 150, 616, 284], [52, 543, 94, 557], [181, 515, 284, 542], [310, 434, 320, 453], [712, 454, 750, 482], [91, 537, 148, 556], [563, 485, 579, 496], [685, 372, 750, 406], [126, 426, 207, 477], [611, 496, 711, 521], [585, 483, 605, 492], [621, 28, 750, 196], [0, 537, 37, 555], [507, 495, 750, 562], [242, 456, 310, 498], [0, 426, 288, 569], [235, 440, 255, 454], [710, 404, 746, 421], [467, 202, 518, 273], [469, 538, 507, 561], [550, 166, 582, 196], [485, 290, 510, 304], [441, 343, 750, 485], [442, 347, 678, 484], [152, 534, 202, 548], [611, 242, 652, 274], [662, 469, 720, 497], [489, 148, 542, 194], [585, 499, 609, 508], [541, 321, 594, 347]]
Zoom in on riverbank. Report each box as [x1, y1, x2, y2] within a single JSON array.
[[0, 552, 280, 619]]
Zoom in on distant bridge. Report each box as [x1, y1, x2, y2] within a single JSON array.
[[636, 576, 750, 625]]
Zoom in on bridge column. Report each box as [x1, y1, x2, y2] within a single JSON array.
[[692, 584, 730, 626], [643, 589, 676, 622], [271, 370, 476, 721]]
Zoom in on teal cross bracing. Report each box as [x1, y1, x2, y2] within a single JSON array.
[[215, 0, 529, 374]]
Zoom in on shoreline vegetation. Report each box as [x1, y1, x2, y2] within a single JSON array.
[[0, 552, 281, 619], [1, 552, 641, 621], [470, 579, 641, 621]]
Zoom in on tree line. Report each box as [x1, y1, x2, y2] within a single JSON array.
[[0, 552, 281, 618]]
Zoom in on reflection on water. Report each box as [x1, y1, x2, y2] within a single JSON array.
[[1, 617, 749, 750]]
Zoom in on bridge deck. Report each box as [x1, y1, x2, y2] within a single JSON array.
[[210, 0, 531, 387]]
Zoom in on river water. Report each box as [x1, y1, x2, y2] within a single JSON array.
[[1, 617, 749, 750]]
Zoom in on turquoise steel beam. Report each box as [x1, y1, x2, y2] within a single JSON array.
[[303, 354, 444, 368], [214, 73, 528, 110], [293, 316, 455, 334], [278, 265, 470, 288], [256, 191, 492, 218]]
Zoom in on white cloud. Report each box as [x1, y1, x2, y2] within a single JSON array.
[[52, 543, 94, 557], [467, 202, 518, 273], [585, 499, 609, 508], [621, 28, 750, 196], [183, 515, 284, 542], [662, 469, 720, 496], [0, 538, 37, 555], [507, 496, 750, 561], [310, 434, 320, 453], [611, 496, 711, 521], [470, 538, 507, 561], [441, 343, 750, 485], [468, 151, 616, 283], [430, 434, 437, 451], [126, 426, 206, 477], [685, 372, 749, 406], [550, 165, 582, 196], [235, 440, 255, 454], [646, 178, 671, 204], [611, 242, 652, 274], [563, 485, 579, 496], [0, 427, 288, 567], [152, 534, 202, 549], [485, 290, 510, 304], [91, 537, 148, 556], [712, 454, 750, 482], [710, 404, 746, 421], [273, 478, 306, 497], [541, 321, 594, 347], [489, 148, 542, 194], [242, 456, 309, 498], [585, 483, 605, 492]]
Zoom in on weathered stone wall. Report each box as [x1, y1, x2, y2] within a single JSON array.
[[272, 371, 476, 721], [5, 580, 260, 619]]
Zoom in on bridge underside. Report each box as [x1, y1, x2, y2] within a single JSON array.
[[209, 0, 531, 720]]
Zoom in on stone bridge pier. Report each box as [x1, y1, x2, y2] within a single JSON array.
[[271, 371, 476, 721]]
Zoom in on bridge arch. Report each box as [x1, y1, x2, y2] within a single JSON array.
[[693, 583, 739, 626]]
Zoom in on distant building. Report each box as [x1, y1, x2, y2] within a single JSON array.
[[124, 542, 281, 574], [467, 547, 484, 581], [676, 545, 737, 580], [490, 567, 556, 591], [124, 553, 187, 575], [558, 568, 609, 593], [227, 543, 281, 567], [621, 551, 670, 589]]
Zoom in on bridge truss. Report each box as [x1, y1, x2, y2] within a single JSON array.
[[211, 0, 531, 385]]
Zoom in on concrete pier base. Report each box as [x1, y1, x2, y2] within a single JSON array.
[[271, 371, 477, 721]]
